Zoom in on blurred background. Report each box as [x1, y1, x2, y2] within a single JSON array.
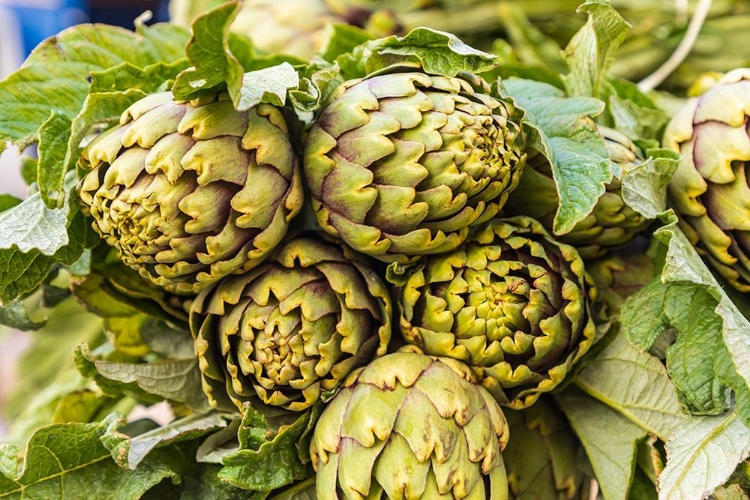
[[0, 0, 171, 440]]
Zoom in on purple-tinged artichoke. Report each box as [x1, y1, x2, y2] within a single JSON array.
[[663, 68, 750, 292], [304, 70, 526, 264]]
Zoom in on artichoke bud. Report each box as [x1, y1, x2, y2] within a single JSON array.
[[189, 233, 392, 412], [304, 69, 527, 264], [663, 68, 750, 293], [505, 125, 649, 259], [78, 91, 304, 295], [395, 216, 597, 410], [230, 0, 338, 58], [310, 349, 510, 499]]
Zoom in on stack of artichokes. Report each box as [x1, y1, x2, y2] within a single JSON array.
[[2, 0, 750, 496], [76, 46, 608, 497]]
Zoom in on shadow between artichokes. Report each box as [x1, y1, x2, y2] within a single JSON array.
[[310, 349, 510, 499], [504, 126, 649, 259], [304, 68, 527, 264], [189, 233, 392, 413], [79, 91, 303, 294], [662, 68, 750, 293], [391, 216, 597, 410]]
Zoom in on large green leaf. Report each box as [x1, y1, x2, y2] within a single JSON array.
[[74, 344, 210, 414], [574, 334, 687, 441], [501, 78, 610, 235], [659, 413, 750, 500], [0, 415, 175, 499], [622, 216, 750, 426], [0, 179, 100, 304], [557, 387, 647, 500]]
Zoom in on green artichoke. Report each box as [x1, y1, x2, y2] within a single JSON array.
[[231, 0, 339, 58], [663, 68, 750, 293], [394, 216, 597, 409], [310, 349, 510, 499], [504, 126, 649, 259], [190, 233, 392, 412], [79, 92, 303, 295], [304, 70, 527, 264]]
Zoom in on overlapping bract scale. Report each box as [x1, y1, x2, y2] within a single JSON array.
[[304, 71, 526, 263], [79, 91, 303, 294], [310, 351, 510, 499], [663, 68, 750, 292], [395, 217, 597, 409], [189, 234, 392, 412]]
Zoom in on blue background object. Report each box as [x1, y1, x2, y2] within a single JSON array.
[[5, 0, 169, 57]]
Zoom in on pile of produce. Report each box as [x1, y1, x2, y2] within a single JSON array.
[[0, 0, 749, 498]]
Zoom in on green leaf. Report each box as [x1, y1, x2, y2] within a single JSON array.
[[289, 61, 342, 114], [620, 148, 679, 221], [0, 177, 100, 304], [74, 344, 210, 413], [501, 78, 610, 235], [36, 112, 73, 207], [713, 484, 750, 500], [218, 404, 317, 492], [319, 23, 374, 63], [574, 334, 687, 441], [0, 415, 175, 499], [0, 195, 21, 213], [659, 413, 750, 500], [563, 1, 630, 99], [0, 23, 189, 171], [146, 461, 255, 500], [51, 390, 114, 425], [88, 60, 189, 94], [231, 63, 299, 111], [18, 157, 37, 187], [101, 413, 226, 470], [339, 27, 497, 80], [172, 2, 242, 101], [0, 300, 43, 331], [503, 397, 587, 499], [621, 216, 750, 425], [606, 85, 670, 142], [172, 2, 300, 112], [628, 467, 658, 500], [557, 386, 647, 500], [69, 263, 189, 357]]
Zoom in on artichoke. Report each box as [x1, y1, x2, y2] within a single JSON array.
[[310, 349, 510, 499], [79, 92, 303, 295], [169, 0, 339, 58], [663, 68, 750, 292], [231, 0, 339, 58], [189, 233, 392, 412], [304, 70, 527, 264], [394, 216, 597, 409], [504, 126, 648, 259]]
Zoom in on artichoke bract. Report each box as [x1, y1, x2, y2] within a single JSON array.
[[190, 234, 392, 412], [310, 350, 510, 499], [663, 68, 750, 292], [504, 126, 648, 259], [304, 70, 527, 264], [79, 92, 303, 294], [395, 216, 597, 409]]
